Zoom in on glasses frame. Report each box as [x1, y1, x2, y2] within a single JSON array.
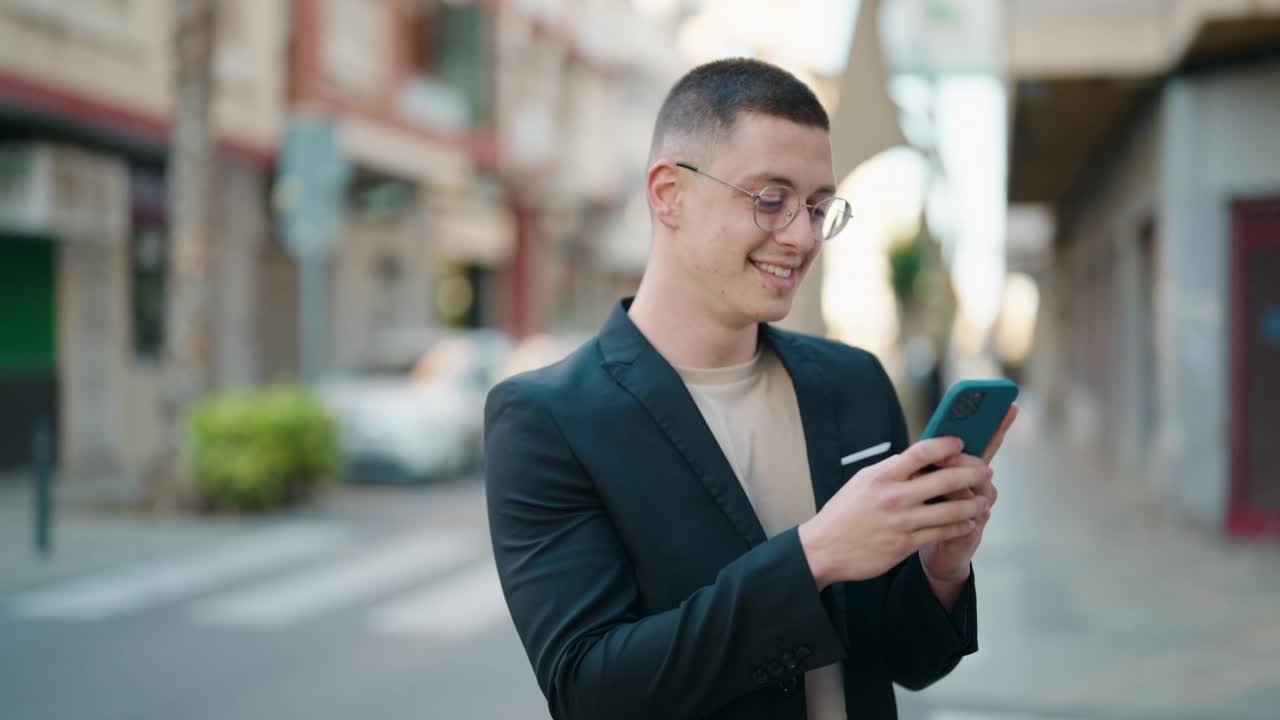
[[675, 161, 851, 242]]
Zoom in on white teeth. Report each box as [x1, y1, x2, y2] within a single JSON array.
[[754, 262, 793, 279]]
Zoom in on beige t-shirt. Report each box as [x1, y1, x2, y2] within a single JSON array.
[[674, 346, 846, 720]]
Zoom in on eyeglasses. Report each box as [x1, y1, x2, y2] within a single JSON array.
[[676, 162, 852, 242]]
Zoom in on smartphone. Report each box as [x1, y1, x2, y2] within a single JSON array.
[[919, 379, 1019, 503]]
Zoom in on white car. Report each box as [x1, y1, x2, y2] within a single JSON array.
[[317, 329, 513, 484]]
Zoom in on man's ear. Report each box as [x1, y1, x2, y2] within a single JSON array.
[[647, 160, 681, 231]]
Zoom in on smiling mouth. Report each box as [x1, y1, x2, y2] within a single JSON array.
[[751, 260, 795, 279]]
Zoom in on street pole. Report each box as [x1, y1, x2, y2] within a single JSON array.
[[32, 417, 52, 558], [299, 254, 330, 383], [275, 117, 348, 383]]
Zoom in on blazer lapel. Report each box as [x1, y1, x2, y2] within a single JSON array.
[[598, 300, 768, 548]]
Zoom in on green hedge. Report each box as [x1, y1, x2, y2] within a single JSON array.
[[189, 386, 340, 511]]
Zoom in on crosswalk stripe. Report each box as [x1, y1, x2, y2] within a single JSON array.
[[368, 561, 506, 637], [927, 711, 1069, 720], [8, 524, 351, 621], [191, 530, 473, 629]]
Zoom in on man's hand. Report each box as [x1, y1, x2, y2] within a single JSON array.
[[919, 403, 1019, 595], [798, 436, 990, 591]]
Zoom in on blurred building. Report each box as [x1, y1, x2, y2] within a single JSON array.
[[0, 0, 683, 479], [288, 0, 488, 374], [1006, 0, 1280, 536], [488, 0, 683, 337], [299, 0, 683, 367], [0, 0, 285, 475]]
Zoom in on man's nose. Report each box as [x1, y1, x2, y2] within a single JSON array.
[[775, 208, 817, 254]]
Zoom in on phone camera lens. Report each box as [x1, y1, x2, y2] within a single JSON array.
[[948, 390, 986, 420]]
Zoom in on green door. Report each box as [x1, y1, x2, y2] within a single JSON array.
[[0, 234, 58, 469]]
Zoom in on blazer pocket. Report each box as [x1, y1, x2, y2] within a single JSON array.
[[840, 440, 891, 467]]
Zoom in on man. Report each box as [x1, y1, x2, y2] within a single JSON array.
[[485, 58, 1017, 720]]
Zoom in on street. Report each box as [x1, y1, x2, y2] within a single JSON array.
[[2, 480, 547, 720], [4, 401, 1280, 720]]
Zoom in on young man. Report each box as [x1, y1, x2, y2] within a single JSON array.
[[484, 59, 1016, 720]]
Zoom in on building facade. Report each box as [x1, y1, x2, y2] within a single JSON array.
[[0, 0, 284, 476], [0, 0, 686, 481], [1005, 0, 1280, 535], [296, 0, 683, 362]]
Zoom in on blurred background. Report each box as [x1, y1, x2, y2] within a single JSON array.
[[1, 1, 1279, 718]]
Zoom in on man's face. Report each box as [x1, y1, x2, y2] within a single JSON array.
[[674, 113, 835, 326]]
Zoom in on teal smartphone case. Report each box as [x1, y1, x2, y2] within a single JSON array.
[[920, 379, 1019, 456]]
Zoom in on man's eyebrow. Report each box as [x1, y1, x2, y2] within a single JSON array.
[[744, 172, 836, 196]]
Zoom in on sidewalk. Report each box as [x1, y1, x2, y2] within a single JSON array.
[[0, 471, 264, 595], [0, 468, 487, 596], [915, 397, 1280, 719]]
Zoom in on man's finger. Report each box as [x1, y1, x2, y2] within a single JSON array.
[[975, 480, 997, 504], [898, 465, 988, 506], [936, 451, 997, 504], [936, 452, 986, 470], [883, 437, 965, 480], [903, 495, 989, 531], [910, 519, 977, 547], [980, 403, 1019, 464]]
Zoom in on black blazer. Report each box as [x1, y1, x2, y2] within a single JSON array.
[[484, 299, 977, 720]]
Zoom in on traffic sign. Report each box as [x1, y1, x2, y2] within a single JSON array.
[[274, 117, 350, 260]]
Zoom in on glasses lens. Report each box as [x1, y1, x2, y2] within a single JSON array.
[[812, 197, 852, 241], [753, 186, 798, 231]]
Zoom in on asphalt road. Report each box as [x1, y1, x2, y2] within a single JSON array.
[[2, 479, 548, 720]]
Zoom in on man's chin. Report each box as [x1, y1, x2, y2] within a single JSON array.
[[749, 295, 795, 324]]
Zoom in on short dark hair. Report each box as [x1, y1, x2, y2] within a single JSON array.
[[648, 58, 829, 165]]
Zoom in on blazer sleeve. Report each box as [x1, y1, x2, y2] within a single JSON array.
[[484, 380, 847, 720], [868, 353, 980, 691]]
